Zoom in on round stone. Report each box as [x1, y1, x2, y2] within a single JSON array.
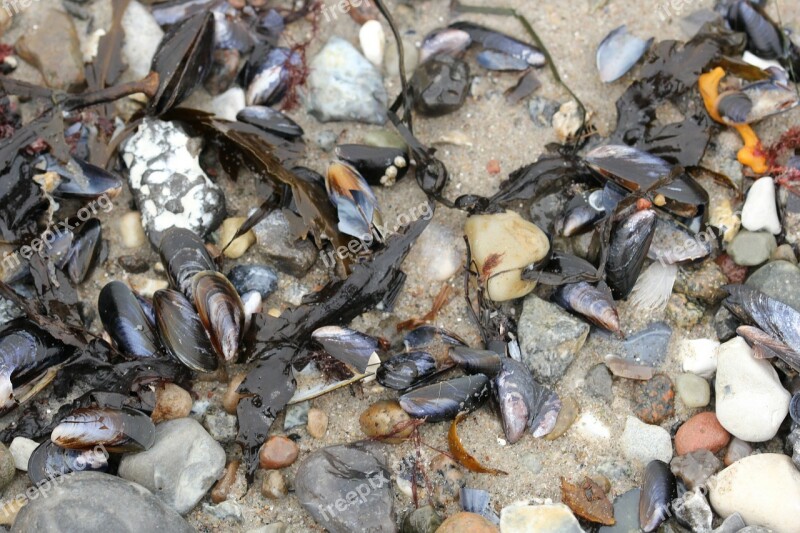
[[675, 412, 731, 456], [258, 436, 299, 470], [674, 373, 711, 408], [437, 512, 497, 533], [633, 374, 675, 424], [307, 408, 328, 439]]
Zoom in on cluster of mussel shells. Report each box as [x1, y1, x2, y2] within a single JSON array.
[[311, 324, 560, 444]]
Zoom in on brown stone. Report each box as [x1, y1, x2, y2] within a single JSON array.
[[633, 374, 675, 424], [675, 411, 731, 456], [16, 10, 84, 90], [359, 400, 414, 443], [258, 436, 299, 469], [436, 512, 498, 533], [222, 373, 247, 415], [560, 476, 615, 525], [211, 461, 239, 503], [307, 408, 328, 439], [261, 470, 287, 499], [150, 383, 192, 424]]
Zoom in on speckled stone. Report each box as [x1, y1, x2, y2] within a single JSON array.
[[633, 374, 675, 424], [746, 260, 800, 311], [674, 261, 728, 305]]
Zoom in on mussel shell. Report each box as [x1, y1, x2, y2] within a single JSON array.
[[790, 392, 800, 425], [158, 227, 216, 301], [420, 28, 472, 64], [639, 460, 676, 532], [522, 251, 598, 285], [727, 0, 784, 59], [596, 25, 651, 83], [716, 90, 753, 124], [493, 358, 560, 443], [554, 282, 621, 335], [335, 144, 409, 186], [244, 46, 301, 106], [154, 289, 218, 372], [449, 346, 502, 376], [98, 281, 161, 359], [476, 50, 529, 71], [449, 21, 545, 67], [606, 209, 657, 299], [403, 325, 466, 369], [64, 218, 102, 284], [398, 374, 490, 422], [326, 161, 381, 239], [647, 213, 713, 265], [28, 440, 108, 485], [376, 351, 437, 390], [51, 407, 156, 452], [236, 105, 304, 139], [192, 270, 245, 362], [45, 156, 123, 200], [47, 229, 74, 268], [311, 326, 379, 374], [558, 189, 605, 237]]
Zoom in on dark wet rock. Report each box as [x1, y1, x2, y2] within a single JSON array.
[[585, 364, 613, 402], [674, 261, 727, 305], [227, 264, 278, 298], [746, 260, 800, 311], [11, 472, 193, 533], [307, 37, 387, 124], [295, 442, 395, 533], [727, 230, 776, 266], [122, 119, 226, 247], [251, 210, 317, 276], [401, 505, 442, 533], [528, 96, 560, 127], [714, 307, 739, 342], [673, 488, 713, 533], [410, 55, 470, 117], [519, 295, 589, 383], [117, 255, 150, 274], [15, 10, 84, 90], [598, 488, 640, 533], [670, 449, 722, 490], [118, 418, 226, 514], [633, 374, 675, 424]]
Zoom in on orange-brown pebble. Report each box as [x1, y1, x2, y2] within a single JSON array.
[[307, 408, 328, 439], [211, 461, 240, 503], [486, 159, 501, 175], [258, 436, 299, 469], [222, 373, 247, 415], [151, 383, 192, 424], [675, 411, 731, 456], [436, 512, 498, 533], [359, 400, 414, 443]]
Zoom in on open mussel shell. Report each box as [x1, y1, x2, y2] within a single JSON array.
[[493, 358, 560, 443], [98, 281, 161, 359], [335, 144, 409, 187], [639, 460, 676, 532], [192, 270, 245, 362], [449, 346, 502, 376], [606, 209, 656, 299], [236, 105, 304, 139], [64, 218, 102, 284], [398, 374, 490, 423], [150, 11, 215, 115], [585, 145, 708, 219], [39, 156, 123, 200], [376, 351, 437, 390], [154, 289, 218, 372], [311, 326, 379, 374], [325, 161, 382, 239], [158, 227, 216, 301], [647, 212, 714, 265], [554, 282, 621, 335], [404, 325, 466, 369], [28, 440, 109, 486], [51, 407, 156, 453]]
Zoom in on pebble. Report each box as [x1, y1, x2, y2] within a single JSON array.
[[543, 396, 579, 440], [674, 261, 728, 304], [464, 211, 549, 301], [227, 265, 278, 299], [741, 177, 781, 234], [553, 101, 583, 142], [715, 337, 790, 442], [121, 1, 164, 82], [598, 488, 639, 533], [437, 512, 497, 533], [746, 260, 800, 311], [203, 410, 239, 443], [261, 470, 287, 499], [585, 364, 613, 402], [723, 437, 752, 466], [674, 373, 711, 408], [259, 436, 299, 469], [666, 293, 704, 328], [294, 442, 395, 533], [118, 418, 226, 514], [401, 505, 442, 533], [307, 37, 387, 124], [575, 412, 611, 441], [405, 222, 463, 281], [248, 524, 286, 533], [122, 119, 226, 247], [528, 97, 560, 127], [223, 373, 247, 415], [670, 449, 722, 490], [9, 437, 38, 471], [673, 488, 713, 533], [727, 230, 777, 266], [284, 402, 311, 430], [710, 198, 741, 243], [211, 461, 240, 503], [118, 212, 147, 248], [709, 453, 800, 533], [151, 383, 193, 424], [384, 37, 418, 77], [519, 295, 589, 383], [359, 400, 414, 443], [307, 408, 328, 439], [714, 513, 747, 533], [359, 20, 385, 68], [620, 416, 673, 466], [219, 217, 256, 259], [714, 307, 739, 343], [783, 189, 800, 246], [210, 87, 246, 121], [203, 500, 243, 522], [678, 338, 719, 379], [633, 374, 675, 424], [499, 502, 582, 533], [772, 243, 797, 263], [410, 56, 470, 117], [251, 210, 317, 276], [118, 255, 149, 274], [429, 454, 465, 507], [0, 443, 14, 491], [16, 10, 84, 90], [716, 252, 749, 284], [675, 411, 731, 455], [10, 472, 193, 533]]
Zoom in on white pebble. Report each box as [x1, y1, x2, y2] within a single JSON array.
[[621, 416, 673, 466], [359, 20, 386, 68], [119, 212, 147, 249], [679, 338, 720, 379], [574, 412, 610, 441], [9, 437, 38, 471], [741, 177, 781, 234]]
